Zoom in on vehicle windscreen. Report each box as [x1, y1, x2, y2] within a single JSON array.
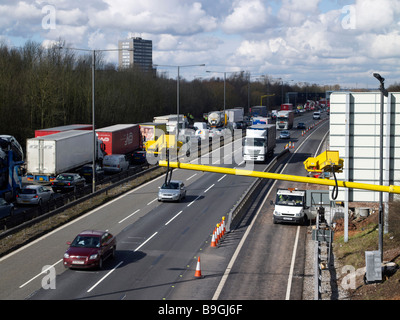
[[57, 175, 73, 181], [161, 182, 179, 189], [71, 236, 100, 248], [19, 189, 37, 194], [244, 137, 264, 146], [276, 194, 303, 206]]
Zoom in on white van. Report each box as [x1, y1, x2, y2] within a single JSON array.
[[313, 112, 321, 120], [103, 154, 129, 173], [193, 122, 207, 130]]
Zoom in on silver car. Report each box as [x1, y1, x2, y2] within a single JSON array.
[[158, 180, 186, 202], [16, 185, 54, 205]]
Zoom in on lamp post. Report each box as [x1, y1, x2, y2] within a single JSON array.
[[59, 46, 132, 193], [154, 64, 205, 138], [206, 70, 244, 123], [373, 73, 388, 263]]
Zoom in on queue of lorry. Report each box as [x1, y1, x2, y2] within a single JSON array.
[[1, 101, 326, 225]]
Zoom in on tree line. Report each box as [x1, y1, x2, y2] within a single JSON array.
[[4, 40, 394, 150]]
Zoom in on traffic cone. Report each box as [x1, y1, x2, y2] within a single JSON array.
[[210, 232, 217, 247], [221, 216, 225, 236], [194, 256, 203, 278], [292, 142, 295, 149]]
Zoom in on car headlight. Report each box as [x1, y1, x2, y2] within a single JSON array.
[[89, 253, 98, 260], [64, 253, 69, 259], [273, 210, 280, 216]]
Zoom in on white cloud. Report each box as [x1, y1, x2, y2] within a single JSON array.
[[278, 0, 321, 27], [157, 34, 179, 51], [1, 0, 400, 87], [222, 0, 274, 34], [89, 0, 217, 35], [353, 0, 399, 32], [359, 31, 400, 59]]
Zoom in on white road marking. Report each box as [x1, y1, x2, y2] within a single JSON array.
[[204, 184, 214, 193], [147, 198, 158, 205], [134, 232, 158, 252], [217, 175, 226, 182], [118, 209, 140, 224], [187, 195, 201, 207], [286, 225, 300, 300], [165, 211, 183, 226], [87, 260, 124, 293], [186, 173, 197, 180], [19, 259, 63, 288]]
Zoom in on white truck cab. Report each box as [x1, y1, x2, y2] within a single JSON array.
[[272, 188, 312, 225]]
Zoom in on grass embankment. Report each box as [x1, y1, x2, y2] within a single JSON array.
[[333, 201, 400, 300]]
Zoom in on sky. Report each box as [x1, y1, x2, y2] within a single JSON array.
[[1, 0, 400, 88]]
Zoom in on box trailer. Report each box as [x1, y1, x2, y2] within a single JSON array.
[[26, 130, 102, 182], [139, 122, 167, 143], [34, 124, 93, 137], [243, 124, 276, 162], [225, 108, 244, 123], [96, 124, 141, 161]]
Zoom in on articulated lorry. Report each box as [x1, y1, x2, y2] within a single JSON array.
[[208, 111, 226, 128], [243, 124, 276, 163], [153, 114, 189, 134], [0, 135, 24, 201], [26, 130, 104, 182], [272, 188, 315, 225], [96, 124, 142, 163], [276, 110, 294, 130]]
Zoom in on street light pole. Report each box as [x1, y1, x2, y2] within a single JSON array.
[[373, 73, 388, 263], [206, 70, 244, 126], [59, 46, 132, 193], [154, 64, 205, 139], [92, 50, 96, 193]]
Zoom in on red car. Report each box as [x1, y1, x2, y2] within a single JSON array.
[[63, 230, 116, 269]]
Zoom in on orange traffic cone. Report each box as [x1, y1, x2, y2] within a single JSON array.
[[194, 256, 203, 278], [221, 217, 225, 236], [210, 232, 217, 247]]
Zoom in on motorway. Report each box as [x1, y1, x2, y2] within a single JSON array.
[[0, 111, 329, 301]]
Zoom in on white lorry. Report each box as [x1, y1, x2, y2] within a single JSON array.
[[153, 114, 189, 134], [225, 108, 244, 124], [26, 130, 104, 182], [276, 110, 294, 130], [272, 188, 313, 225], [243, 124, 276, 162]]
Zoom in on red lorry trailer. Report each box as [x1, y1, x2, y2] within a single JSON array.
[[96, 124, 141, 161], [280, 103, 294, 111], [35, 124, 93, 137]]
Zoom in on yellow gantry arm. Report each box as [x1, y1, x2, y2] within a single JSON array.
[[158, 161, 400, 195]]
